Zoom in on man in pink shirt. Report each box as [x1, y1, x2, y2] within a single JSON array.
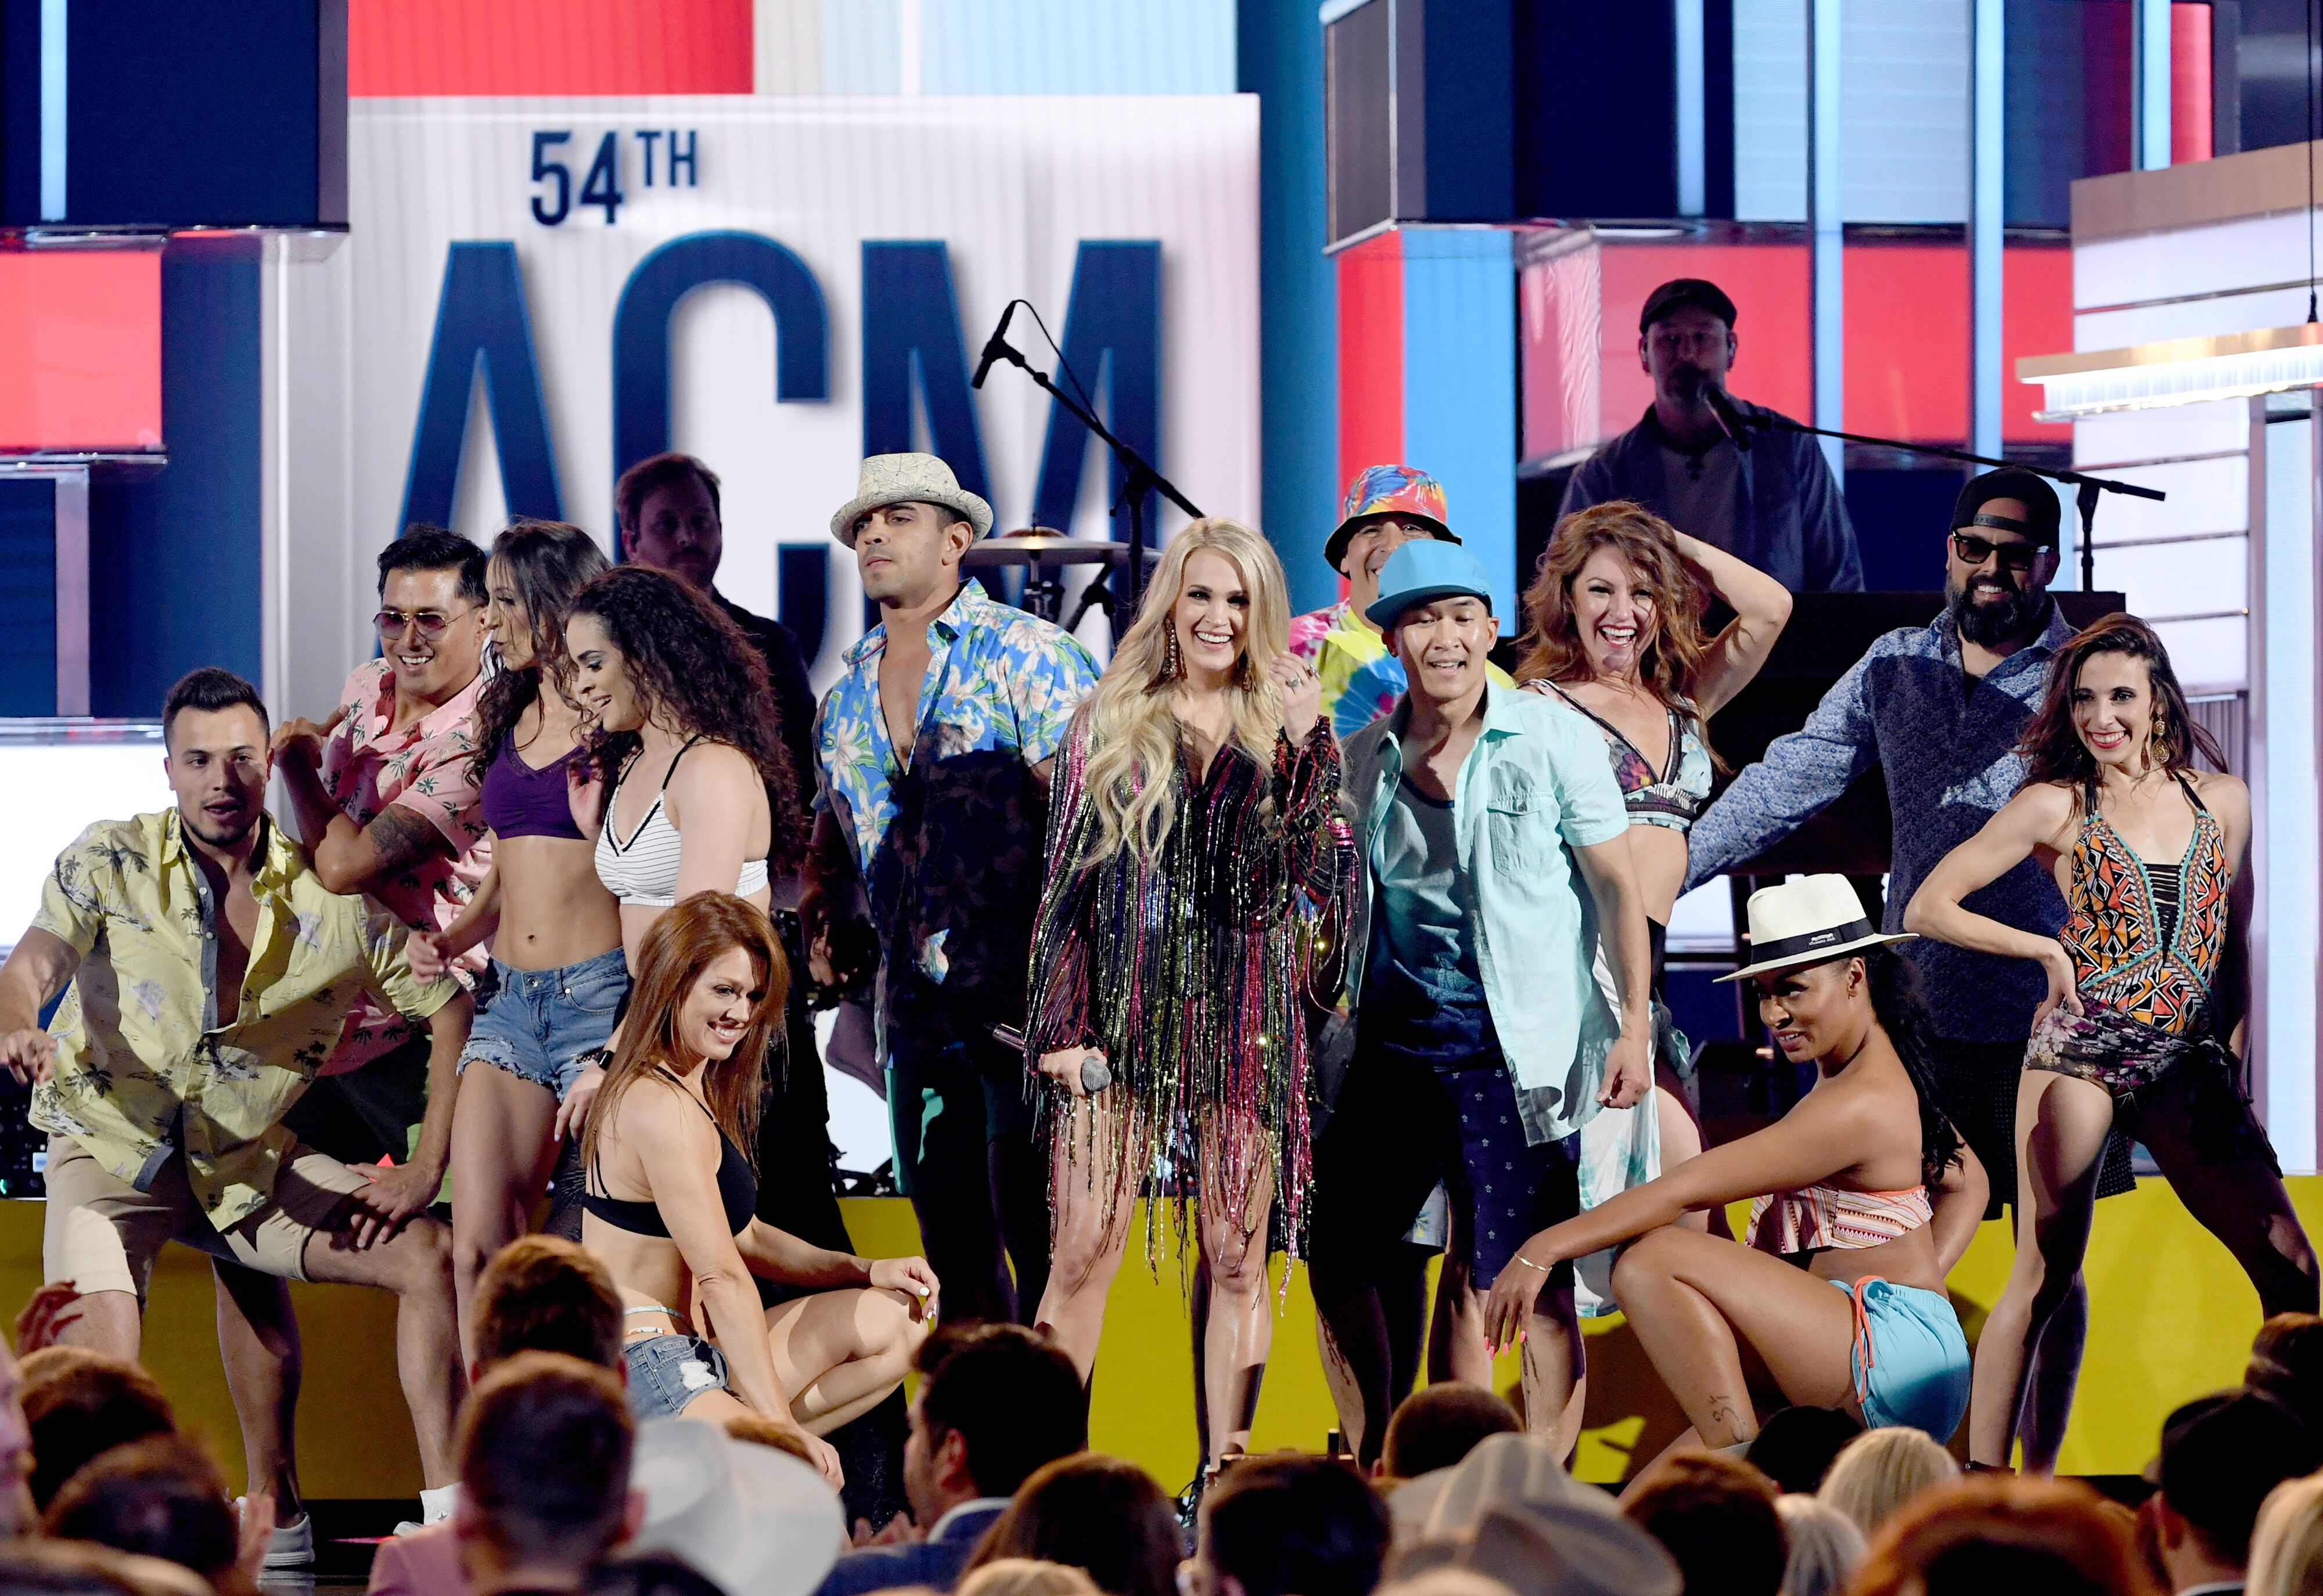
[[224, 527, 498, 1560]]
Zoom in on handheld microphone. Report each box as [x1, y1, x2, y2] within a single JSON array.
[[1704, 384, 1756, 453], [971, 301, 1019, 390]]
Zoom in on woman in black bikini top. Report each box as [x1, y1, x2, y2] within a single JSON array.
[[580, 893, 939, 1487]]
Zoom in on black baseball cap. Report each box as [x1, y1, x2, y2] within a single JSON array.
[[1639, 279, 1738, 334], [2145, 1390, 2318, 1562], [1952, 466, 2062, 549]]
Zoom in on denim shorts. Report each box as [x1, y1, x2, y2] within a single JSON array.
[[624, 1332, 729, 1421], [460, 947, 628, 1101]]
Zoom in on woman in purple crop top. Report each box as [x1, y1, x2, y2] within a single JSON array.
[[410, 521, 625, 1358]]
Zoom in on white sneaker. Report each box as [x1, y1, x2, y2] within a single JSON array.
[[234, 1504, 312, 1570], [392, 1521, 424, 1538]]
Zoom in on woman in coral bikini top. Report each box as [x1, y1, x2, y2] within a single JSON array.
[[1484, 875, 1988, 1453]]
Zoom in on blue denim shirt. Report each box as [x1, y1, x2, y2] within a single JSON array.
[[1559, 400, 1865, 593], [1340, 687, 1631, 1145], [1685, 603, 2076, 1042]]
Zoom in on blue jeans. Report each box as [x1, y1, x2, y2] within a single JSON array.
[[460, 947, 628, 1101]]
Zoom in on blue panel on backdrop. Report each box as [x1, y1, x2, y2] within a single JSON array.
[[860, 242, 990, 500], [42, 0, 330, 228], [1843, 467, 1968, 592], [400, 242, 564, 535], [1030, 242, 1162, 542], [1400, 229, 1517, 632], [0, 478, 55, 716], [89, 236, 262, 717]]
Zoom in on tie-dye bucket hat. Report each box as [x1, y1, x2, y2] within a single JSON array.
[[1326, 464, 1457, 572]]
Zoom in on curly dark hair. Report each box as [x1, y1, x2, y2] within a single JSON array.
[[2019, 612, 2224, 795], [566, 565, 804, 870], [469, 520, 612, 788]]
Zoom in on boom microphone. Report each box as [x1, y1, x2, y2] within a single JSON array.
[[1705, 384, 1756, 453], [971, 301, 1019, 390]]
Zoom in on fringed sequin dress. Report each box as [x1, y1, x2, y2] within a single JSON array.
[[1026, 705, 1357, 1264]]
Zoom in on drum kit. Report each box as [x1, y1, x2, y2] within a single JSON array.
[[961, 528, 1160, 636]]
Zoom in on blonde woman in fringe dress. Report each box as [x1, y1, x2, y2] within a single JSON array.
[[1026, 517, 1356, 1492]]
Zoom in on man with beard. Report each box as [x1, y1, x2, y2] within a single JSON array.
[[1683, 469, 2133, 1429], [1559, 278, 1862, 593], [0, 668, 468, 1550]]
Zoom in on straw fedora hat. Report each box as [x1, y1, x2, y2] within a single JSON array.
[[1716, 873, 1915, 984], [624, 1419, 843, 1596], [830, 452, 994, 547]]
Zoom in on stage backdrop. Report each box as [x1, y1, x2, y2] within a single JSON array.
[[272, 94, 1258, 712]]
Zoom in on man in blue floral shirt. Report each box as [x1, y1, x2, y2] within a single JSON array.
[[803, 453, 1097, 1326]]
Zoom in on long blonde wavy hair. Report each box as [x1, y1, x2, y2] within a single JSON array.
[[1081, 517, 1293, 863]]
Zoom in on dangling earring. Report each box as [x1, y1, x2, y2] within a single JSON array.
[[1162, 625, 1183, 683], [2149, 716, 2169, 768]]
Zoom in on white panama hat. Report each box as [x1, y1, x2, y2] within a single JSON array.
[[830, 452, 994, 547], [1716, 872, 1916, 984], [624, 1418, 843, 1596]]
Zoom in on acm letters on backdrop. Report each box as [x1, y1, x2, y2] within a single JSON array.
[[397, 229, 1160, 655]]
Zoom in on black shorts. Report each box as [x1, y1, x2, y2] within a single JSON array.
[[1309, 1041, 1578, 1291]]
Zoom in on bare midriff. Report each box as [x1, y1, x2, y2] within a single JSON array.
[[495, 834, 624, 972], [1796, 1219, 1948, 1296], [1632, 824, 1691, 925]]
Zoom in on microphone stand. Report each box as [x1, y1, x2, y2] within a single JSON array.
[[980, 332, 1201, 638], [1725, 408, 2163, 592]]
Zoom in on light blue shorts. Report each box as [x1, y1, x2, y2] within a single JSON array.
[[1832, 1276, 1972, 1439], [459, 947, 628, 1101]]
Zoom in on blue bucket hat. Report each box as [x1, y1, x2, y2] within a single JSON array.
[[1366, 541, 1496, 631]]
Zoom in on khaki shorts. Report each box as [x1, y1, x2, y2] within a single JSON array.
[[41, 1134, 373, 1303]]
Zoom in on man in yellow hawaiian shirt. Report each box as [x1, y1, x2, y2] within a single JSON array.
[[0, 669, 469, 1544]]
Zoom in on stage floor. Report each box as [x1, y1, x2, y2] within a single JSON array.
[[8, 1179, 2311, 1498]]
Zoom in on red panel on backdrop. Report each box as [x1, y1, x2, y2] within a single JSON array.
[[1595, 243, 1813, 427], [2003, 244, 2073, 446], [0, 253, 162, 453], [1337, 233, 1406, 503], [350, 0, 753, 96], [2172, 2, 2213, 165], [1846, 244, 1968, 445]]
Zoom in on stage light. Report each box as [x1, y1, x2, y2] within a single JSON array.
[[2018, 323, 2323, 420]]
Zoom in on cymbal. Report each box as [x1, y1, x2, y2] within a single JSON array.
[[962, 535, 1142, 567]]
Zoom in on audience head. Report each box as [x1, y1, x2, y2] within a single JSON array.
[[2247, 1473, 2323, 1596], [160, 668, 272, 851], [721, 1411, 818, 1468], [2249, 1315, 2323, 1440], [0, 1538, 212, 1596], [1382, 1386, 1520, 1482], [377, 525, 491, 701], [474, 1234, 626, 1377], [1196, 1454, 1390, 1596], [1744, 1407, 1864, 1496], [23, 1351, 174, 1510], [585, 892, 786, 1187], [564, 564, 801, 863], [617, 453, 727, 592], [1850, 1476, 2159, 1596], [2144, 1389, 2318, 1584], [42, 1433, 245, 1596], [455, 1352, 642, 1588], [968, 1455, 1182, 1596], [1771, 1495, 1864, 1596], [1818, 1424, 1961, 1539], [0, 1339, 32, 1538], [1623, 1453, 1787, 1596], [958, 1562, 1103, 1596], [908, 1323, 1087, 1525], [626, 1416, 844, 1596]]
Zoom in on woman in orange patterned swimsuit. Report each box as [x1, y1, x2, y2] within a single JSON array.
[[1908, 614, 2316, 1472]]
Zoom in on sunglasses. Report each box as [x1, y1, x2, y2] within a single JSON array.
[[1950, 531, 2042, 573], [373, 607, 470, 638]]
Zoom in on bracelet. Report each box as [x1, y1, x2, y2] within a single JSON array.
[[1511, 1254, 1551, 1273]]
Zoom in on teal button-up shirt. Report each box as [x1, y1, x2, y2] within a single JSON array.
[[1339, 686, 1631, 1146]]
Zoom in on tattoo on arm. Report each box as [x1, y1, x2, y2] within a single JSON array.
[[364, 805, 453, 880]]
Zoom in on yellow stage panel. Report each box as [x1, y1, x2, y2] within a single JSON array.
[[6, 1178, 2311, 1497]]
